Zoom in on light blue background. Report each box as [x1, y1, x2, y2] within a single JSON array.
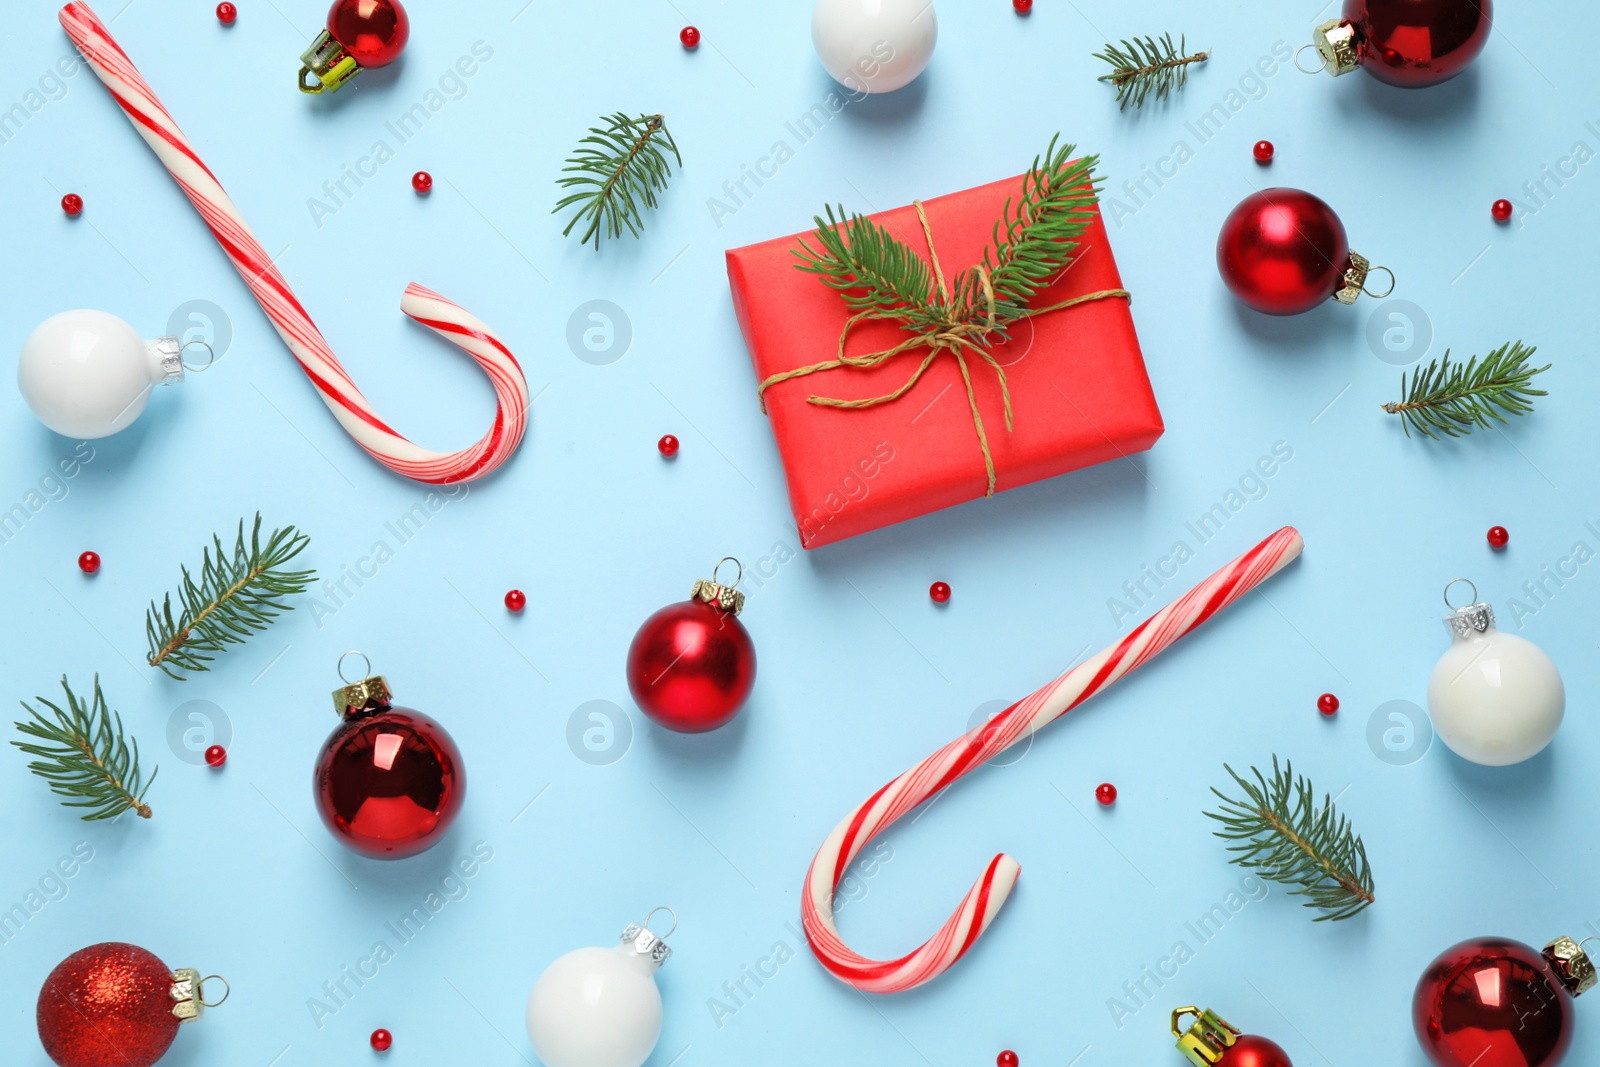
[[1, 1, 1595, 1064]]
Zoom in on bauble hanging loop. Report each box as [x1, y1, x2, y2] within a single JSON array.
[[1309, 0, 1492, 89], [299, 0, 410, 94], [627, 558, 757, 733], [1415, 933, 1588, 1066], [1172, 1006, 1294, 1067], [1217, 188, 1393, 316]]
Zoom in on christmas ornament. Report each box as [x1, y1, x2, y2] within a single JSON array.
[[298, 0, 410, 94], [13, 676, 156, 821], [1492, 198, 1513, 222], [1253, 140, 1274, 163], [370, 1028, 393, 1052], [1414, 934, 1593, 1067], [62, 2, 530, 485], [37, 942, 227, 1067], [505, 589, 526, 612], [929, 581, 951, 603], [657, 434, 679, 457], [1095, 782, 1117, 805], [812, 0, 937, 94], [1217, 188, 1392, 315], [18, 310, 210, 439], [1173, 1007, 1293, 1067], [1318, 693, 1339, 715], [627, 558, 756, 733], [204, 744, 226, 767], [1095, 34, 1209, 110], [61, 192, 84, 216], [145, 515, 313, 680], [1427, 579, 1564, 766], [803, 527, 1303, 992], [556, 113, 680, 248], [526, 909, 676, 1067], [314, 652, 465, 858], [1384, 343, 1549, 439], [411, 170, 432, 194], [1487, 525, 1510, 548], [1207, 757, 1374, 920], [78, 551, 101, 574], [1308, 0, 1491, 89]]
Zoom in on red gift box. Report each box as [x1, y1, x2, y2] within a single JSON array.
[[727, 170, 1164, 549]]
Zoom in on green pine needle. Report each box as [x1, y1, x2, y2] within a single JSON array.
[[554, 112, 681, 249], [145, 514, 315, 680], [1095, 33, 1209, 110], [794, 134, 1103, 343], [1205, 756, 1375, 922], [13, 676, 156, 821], [1383, 341, 1550, 440]]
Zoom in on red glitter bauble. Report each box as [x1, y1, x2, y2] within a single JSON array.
[[37, 943, 181, 1067], [1217, 188, 1351, 316], [1339, 0, 1492, 89], [627, 599, 756, 733], [1216, 1035, 1294, 1066], [326, 0, 410, 68], [1414, 937, 1574, 1067], [314, 704, 464, 858]]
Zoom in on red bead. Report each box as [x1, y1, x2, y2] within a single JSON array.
[[216, 2, 237, 24], [627, 599, 756, 733], [78, 551, 101, 574], [1218, 188, 1350, 316], [1414, 936, 1574, 1067], [1491, 199, 1513, 222], [204, 744, 227, 768], [928, 581, 952, 603], [411, 171, 432, 195], [37, 943, 182, 1067], [61, 193, 83, 217], [1318, 693, 1340, 716], [680, 25, 700, 48], [1253, 140, 1275, 163], [1487, 525, 1509, 549], [1012, 0, 1032, 12], [658, 434, 680, 457], [327, 0, 410, 68], [314, 706, 464, 858], [998, 1053, 1020, 1067], [1343, 0, 1492, 89], [505, 589, 526, 612], [1095, 782, 1117, 805], [370, 1029, 393, 1052]]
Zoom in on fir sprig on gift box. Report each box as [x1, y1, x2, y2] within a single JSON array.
[[145, 514, 314, 680], [1383, 342, 1550, 439], [1095, 33, 1209, 110], [13, 676, 156, 820], [555, 112, 681, 249], [1206, 756, 1375, 921]]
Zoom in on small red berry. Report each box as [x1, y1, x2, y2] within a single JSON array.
[[998, 1053, 1020, 1067], [680, 26, 700, 48], [216, 2, 237, 24], [929, 581, 951, 604], [1012, 0, 1032, 12], [370, 1029, 393, 1052], [412, 171, 433, 195], [505, 589, 527, 612], [1318, 693, 1340, 716], [204, 744, 227, 768], [658, 434, 680, 457], [61, 193, 83, 217], [1487, 525, 1510, 549], [1253, 140, 1275, 163], [1095, 783, 1117, 806], [1492, 199, 1513, 223], [78, 551, 100, 574]]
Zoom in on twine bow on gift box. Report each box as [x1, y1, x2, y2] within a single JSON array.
[[756, 136, 1130, 495]]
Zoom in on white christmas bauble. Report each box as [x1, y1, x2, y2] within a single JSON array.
[[18, 310, 184, 439], [526, 917, 673, 1067], [812, 0, 937, 94], [1427, 591, 1564, 767]]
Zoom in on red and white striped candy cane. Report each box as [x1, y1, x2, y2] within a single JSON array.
[[59, 2, 528, 484], [802, 527, 1305, 993]]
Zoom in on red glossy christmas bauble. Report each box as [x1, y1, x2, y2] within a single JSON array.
[[37, 943, 180, 1067], [627, 599, 756, 732], [1217, 1035, 1295, 1066], [1414, 937, 1574, 1067], [327, 0, 409, 68], [1342, 0, 1492, 88], [314, 705, 464, 858], [1218, 188, 1350, 316]]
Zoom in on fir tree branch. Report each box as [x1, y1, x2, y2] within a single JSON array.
[[1382, 342, 1550, 440], [794, 205, 944, 334], [145, 514, 315, 680], [13, 676, 156, 820], [554, 112, 682, 249], [1205, 756, 1375, 921], [1094, 33, 1208, 110]]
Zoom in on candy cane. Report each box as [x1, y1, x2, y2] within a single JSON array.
[[803, 527, 1305, 993], [58, 2, 528, 484]]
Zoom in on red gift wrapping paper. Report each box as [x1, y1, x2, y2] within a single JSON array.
[[727, 172, 1164, 549]]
